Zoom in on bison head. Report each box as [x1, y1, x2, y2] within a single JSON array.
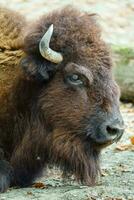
[[20, 7, 124, 185]]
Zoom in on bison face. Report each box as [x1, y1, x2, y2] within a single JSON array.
[[39, 61, 124, 148]]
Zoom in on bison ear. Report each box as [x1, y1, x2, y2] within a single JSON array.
[[20, 56, 56, 82]]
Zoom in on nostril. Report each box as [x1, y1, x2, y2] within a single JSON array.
[[106, 126, 119, 135]]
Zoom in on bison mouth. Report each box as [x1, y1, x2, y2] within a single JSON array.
[[87, 129, 123, 148]]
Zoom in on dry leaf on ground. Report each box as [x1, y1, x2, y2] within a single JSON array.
[[32, 182, 47, 189], [130, 136, 134, 145], [115, 144, 134, 151]]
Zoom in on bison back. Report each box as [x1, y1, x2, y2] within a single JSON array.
[[0, 7, 26, 116]]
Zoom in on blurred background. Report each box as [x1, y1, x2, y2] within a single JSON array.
[[1, 0, 134, 47], [0, 1, 134, 199]]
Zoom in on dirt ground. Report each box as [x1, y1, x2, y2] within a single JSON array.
[[0, 1, 134, 200]]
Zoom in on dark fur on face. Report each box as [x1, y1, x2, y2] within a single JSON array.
[[0, 6, 124, 192]]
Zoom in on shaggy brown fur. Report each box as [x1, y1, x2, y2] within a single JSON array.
[[0, 6, 124, 192], [0, 7, 25, 118]]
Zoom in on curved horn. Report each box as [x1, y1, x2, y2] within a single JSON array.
[[39, 24, 63, 64]]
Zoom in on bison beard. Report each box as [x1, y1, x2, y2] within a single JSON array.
[[0, 6, 124, 192], [47, 129, 100, 185], [10, 121, 100, 187]]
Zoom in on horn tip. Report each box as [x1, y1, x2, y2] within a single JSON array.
[[49, 24, 54, 33]]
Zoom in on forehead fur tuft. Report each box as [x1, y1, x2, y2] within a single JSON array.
[[24, 7, 110, 63]]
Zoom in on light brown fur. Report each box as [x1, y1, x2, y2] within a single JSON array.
[[0, 8, 26, 119]]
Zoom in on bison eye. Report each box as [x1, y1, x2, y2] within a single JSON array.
[[66, 74, 84, 86]]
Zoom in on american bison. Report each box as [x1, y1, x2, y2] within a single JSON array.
[[0, 6, 124, 192]]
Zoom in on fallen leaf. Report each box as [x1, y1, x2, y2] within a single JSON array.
[[32, 182, 47, 189], [130, 136, 134, 145], [115, 144, 134, 151]]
